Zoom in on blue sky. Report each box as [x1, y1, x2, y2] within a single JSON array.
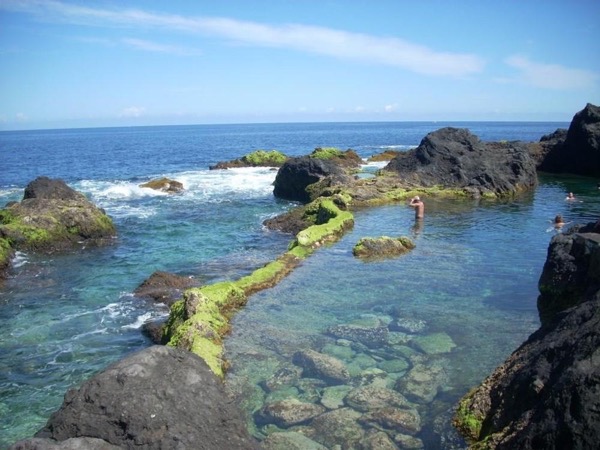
[[1, 0, 599, 130]]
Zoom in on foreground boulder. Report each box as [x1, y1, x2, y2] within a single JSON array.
[[10, 346, 259, 450], [0, 177, 116, 272], [453, 222, 600, 449], [537, 103, 600, 177], [383, 127, 537, 197]]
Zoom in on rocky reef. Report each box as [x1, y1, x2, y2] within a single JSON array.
[[0, 176, 116, 278], [453, 221, 600, 449], [210, 149, 288, 169], [9, 346, 259, 450]]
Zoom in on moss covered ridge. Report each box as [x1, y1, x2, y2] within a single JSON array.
[[163, 197, 354, 377]]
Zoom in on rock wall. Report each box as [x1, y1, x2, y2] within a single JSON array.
[[453, 222, 600, 449], [538, 103, 600, 177]]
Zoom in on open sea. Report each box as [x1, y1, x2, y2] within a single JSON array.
[[1, 121, 598, 449]]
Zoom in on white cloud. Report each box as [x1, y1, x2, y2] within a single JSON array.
[[384, 103, 398, 112], [15, 112, 27, 121], [1, 0, 484, 77], [119, 106, 146, 118], [504, 55, 598, 90], [122, 38, 202, 56]]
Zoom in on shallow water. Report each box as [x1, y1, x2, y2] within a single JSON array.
[[224, 178, 600, 448]]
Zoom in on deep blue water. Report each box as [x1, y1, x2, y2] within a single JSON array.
[[1, 121, 598, 448]]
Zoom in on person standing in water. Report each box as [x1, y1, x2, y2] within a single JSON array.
[[409, 195, 424, 220]]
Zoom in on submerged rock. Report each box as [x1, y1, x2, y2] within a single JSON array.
[[310, 408, 364, 449], [352, 236, 415, 260], [11, 346, 258, 449], [411, 332, 457, 355], [344, 385, 413, 412], [292, 349, 351, 384], [327, 323, 389, 348], [396, 361, 449, 404], [260, 431, 328, 450], [254, 398, 326, 428]]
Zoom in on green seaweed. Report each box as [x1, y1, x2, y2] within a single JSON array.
[[311, 147, 344, 160]]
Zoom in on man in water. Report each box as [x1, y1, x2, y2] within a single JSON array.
[[409, 195, 424, 220], [566, 192, 576, 201]]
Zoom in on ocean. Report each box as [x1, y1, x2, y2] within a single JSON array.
[[1, 121, 598, 448]]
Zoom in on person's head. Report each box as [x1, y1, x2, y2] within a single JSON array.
[[568, 192, 574, 198], [554, 214, 564, 223], [413, 196, 420, 202]]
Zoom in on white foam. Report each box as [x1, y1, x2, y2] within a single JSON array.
[[11, 251, 28, 268], [121, 311, 155, 330]]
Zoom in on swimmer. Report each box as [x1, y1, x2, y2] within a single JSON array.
[[409, 195, 424, 220], [565, 192, 576, 201]]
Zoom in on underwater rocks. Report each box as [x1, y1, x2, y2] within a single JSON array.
[[242, 314, 457, 448], [453, 222, 600, 449], [139, 177, 184, 193], [383, 127, 538, 198], [352, 236, 416, 260], [0, 177, 115, 276], [10, 346, 258, 450], [537, 102, 600, 177], [292, 349, 351, 384]]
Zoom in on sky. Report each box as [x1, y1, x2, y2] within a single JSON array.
[[1, 0, 599, 130]]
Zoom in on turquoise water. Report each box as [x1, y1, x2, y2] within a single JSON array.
[[1, 121, 598, 448], [223, 176, 599, 448]]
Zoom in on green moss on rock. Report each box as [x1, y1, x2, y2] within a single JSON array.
[[243, 150, 287, 166], [164, 196, 355, 377], [311, 147, 344, 160]]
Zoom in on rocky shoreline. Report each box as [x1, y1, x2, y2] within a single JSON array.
[[6, 103, 599, 448]]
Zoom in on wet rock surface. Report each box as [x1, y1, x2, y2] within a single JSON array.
[[10, 346, 259, 450]]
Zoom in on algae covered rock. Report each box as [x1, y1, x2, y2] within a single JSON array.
[[261, 431, 328, 450], [139, 177, 183, 193], [0, 176, 115, 254], [353, 236, 415, 260], [210, 149, 287, 169], [133, 270, 199, 306], [273, 156, 345, 202]]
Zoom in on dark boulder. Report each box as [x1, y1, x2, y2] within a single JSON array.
[[273, 156, 345, 203], [133, 270, 199, 306], [10, 346, 258, 450], [538, 103, 600, 177], [23, 176, 87, 201], [453, 223, 600, 449], [537, 222, 600, 327], [384, 127, 538, 197]]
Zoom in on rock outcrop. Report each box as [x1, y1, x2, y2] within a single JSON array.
[[453, 222, 600, 449], [0, 177, 116, 277], [537, 103, 600, 177], [209, 150, 287, 170], [383, 127, 538, 198], [139, 177, 184, 193], [133, 270, 199, 306], [272, 156, 348, 203], [9, 346, 259, 450]]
